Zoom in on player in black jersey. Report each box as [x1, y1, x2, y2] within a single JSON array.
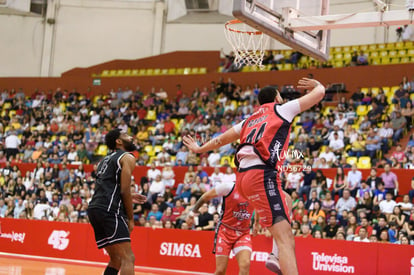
[[88, 128, 146, 275]]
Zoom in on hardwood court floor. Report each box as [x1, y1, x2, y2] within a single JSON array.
[[0, 254, 209, 275]]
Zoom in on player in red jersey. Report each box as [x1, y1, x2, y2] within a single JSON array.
[[190, 180, 257, 275], [184, 78, 325, 275]]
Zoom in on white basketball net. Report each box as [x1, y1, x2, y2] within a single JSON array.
[[224, 20, 269, 68]]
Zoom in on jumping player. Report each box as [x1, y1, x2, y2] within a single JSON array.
[[190, 179, 257, 275], [184, 77, 325, 275], [88, 129, 146, 275]]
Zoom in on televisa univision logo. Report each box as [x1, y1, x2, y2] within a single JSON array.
[[311, 252, 355, 273]]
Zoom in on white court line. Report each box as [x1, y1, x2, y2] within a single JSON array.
[[0, 252, 213, 275]]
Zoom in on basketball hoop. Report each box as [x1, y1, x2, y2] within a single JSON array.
[[224, 20, 269, 68]]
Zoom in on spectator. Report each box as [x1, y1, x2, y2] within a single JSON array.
[[391, 111, 406, 143], [149, 174, 165, 202], [147, 162, 161, 182], [207, 149, 221, 167], [353, 227, 370, 242], [355, 217, 373, 237], [161, 163, 175, 189], [365, 128, 381, 160], [285, 170, 303, 195], [332, 167, 347, 199], [324, 215, 340, 239], [379, 192, 397, 219], [299, 169, 316, 200], [5, 130, 21, 159], [33, 197, 51, 220], [175, 146, 189, 165], [305, 190, 321, 211], [147, 203, 162, 221], [347, 164, 362, 197], [378, 122, 394, 154], [373, 181, 388, 207], [349, 134, 366, 157], [398, 194, 413, 216], [300, 224, 313, 238], [336, 189, 357, 214], [357, 51, 368, 65], [380, 164, 399, 195], [366, 168, 383, 190]]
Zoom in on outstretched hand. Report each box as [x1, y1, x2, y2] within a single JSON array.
[[297, 77, 321, 90], [183, 135, 201, 153], [132, 193, 147, 204]]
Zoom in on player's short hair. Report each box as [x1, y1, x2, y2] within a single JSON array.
[[258, 86, 278, 105], [105, 128, 122, 150]]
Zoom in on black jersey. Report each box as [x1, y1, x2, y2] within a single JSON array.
[[89, 150, 132, 215]]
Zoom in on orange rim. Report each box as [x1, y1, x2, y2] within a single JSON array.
[[225, 20, 262, 35]]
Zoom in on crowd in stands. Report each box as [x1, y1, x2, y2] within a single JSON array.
[[1, 72, 414, 245]]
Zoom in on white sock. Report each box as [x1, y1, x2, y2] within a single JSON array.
[[272, 238, 279, 258]]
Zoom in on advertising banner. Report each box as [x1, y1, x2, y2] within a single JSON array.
[[1, 218, 414, 274]]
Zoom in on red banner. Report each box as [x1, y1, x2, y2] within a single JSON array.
[[1, 218, 414, 274]]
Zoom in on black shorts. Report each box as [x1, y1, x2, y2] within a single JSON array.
[[87, 208, 130, 249]]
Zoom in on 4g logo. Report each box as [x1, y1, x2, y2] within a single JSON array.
[[48, 230, 70, 251]]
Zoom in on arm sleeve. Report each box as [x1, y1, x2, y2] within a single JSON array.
[[232, 120, 245, 134], [276, 99, 301, 123], [215, 182, 235, 197]]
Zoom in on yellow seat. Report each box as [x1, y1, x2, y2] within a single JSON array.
[[131, 69, 139, 76], [360, 45, 368, 51], [371, 87, 379, 97], [333, 47, 342, 53], [60, 136, 68, 142], [390, 57, 400, 64], [168, 68, 176, 75], [191, 67, 199, 74], [101, 70, 109, 77], [220, 156, 232, 166], [320, 145, 327, 153], [377, 43, 386, 50], [370, 51, 379, 58], [361, 88, 369, 94], [145, 110, 157, 121], [379, 50, 388, 58], [351, 45, 359, 51], [146, 69, 154, 75], [381, 57, 390, 64], [143, 145, 155, 157], [153, 68, 161, 75], [389, 50, 397, 58], [335, 61, 343, 68], [282, 63, 293, 71], [368, 44, 377, 51], [2, 102, 11, 110], [153, 145, 163, 154], [124, 69, 131, 76], [386, 43, 395, 50], [356, 105, 368, 116], [96, 145, 108, 156], [183, 67, 191, 75], [371, 58, 381, 65], [176, 68, 184, 74], [242, 65, 252, 72], [346, 157, 358, 165], [116, 69, 124, 76], [342, 46, 351, 52], [109, 70, 117, 77], [357, 156, 371, 169], [199, 67, 207, 74], [161, 68, 169, 75], [398, 49, 407, 57], [404, 41, 413, 48], [401, 57, 410, 63], [396, 42, 404, 49], [147, 126, 156, 134], [334, 53, 343, 60], [138, 69, 146, 76]]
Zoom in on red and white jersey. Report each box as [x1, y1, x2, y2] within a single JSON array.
[[216, 181, 253, 231], [235, 100, 299, 170]]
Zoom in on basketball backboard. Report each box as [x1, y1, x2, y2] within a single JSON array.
[[233, 0, 331, 61], [232, 0, 414, 62]]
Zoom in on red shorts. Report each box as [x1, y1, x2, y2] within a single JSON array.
[[237, 166, 290, 228], [213, 224, 252, 257]]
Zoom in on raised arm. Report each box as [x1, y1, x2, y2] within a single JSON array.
[[183, 127, 240, 154], [296, 78, 326, 112]]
